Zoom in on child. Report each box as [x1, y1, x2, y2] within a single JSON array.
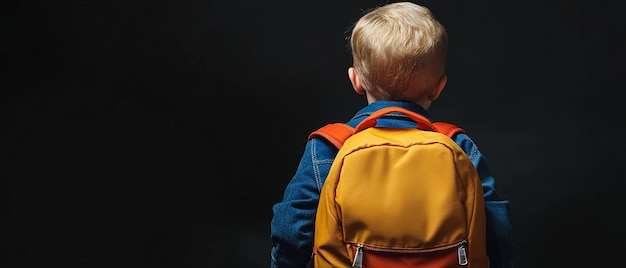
[[270, 2, 513, 267]]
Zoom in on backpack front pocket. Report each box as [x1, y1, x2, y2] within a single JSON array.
[[350, 240, 468, 268]]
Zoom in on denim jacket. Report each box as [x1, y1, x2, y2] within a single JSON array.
[[271, 101, 513, 268]]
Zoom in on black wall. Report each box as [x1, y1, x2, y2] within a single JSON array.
[[2, 0, 624, 267]]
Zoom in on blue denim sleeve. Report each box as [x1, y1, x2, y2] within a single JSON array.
[[454, 133, 514, 268], [270, 138, 336, 268]]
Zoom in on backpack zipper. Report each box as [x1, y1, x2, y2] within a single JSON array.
[[352, 244, 363, 268], [351, 240, 468, 268]]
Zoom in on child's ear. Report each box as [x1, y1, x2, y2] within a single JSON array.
[[428, 74, 447, 101], [348, 67, 365, 95]]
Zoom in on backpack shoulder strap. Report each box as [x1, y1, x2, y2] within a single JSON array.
[[433, 121, 465, 138], [307, 113, 464, 148], [308, 123, 354, 149]]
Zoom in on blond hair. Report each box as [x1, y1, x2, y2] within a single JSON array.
[[349, 2, 448, 101]]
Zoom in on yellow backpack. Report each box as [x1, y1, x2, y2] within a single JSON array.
[[309, 107, 488, 268]]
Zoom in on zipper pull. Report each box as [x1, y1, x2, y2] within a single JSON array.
[[352, 244, 363, 268], [458, 243, 468, 266]]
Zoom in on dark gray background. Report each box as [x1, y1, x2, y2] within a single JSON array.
[[2, 0, 624, 267]]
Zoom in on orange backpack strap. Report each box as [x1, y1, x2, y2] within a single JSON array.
[[354, 107, 436, 133], [354, 106, 465, 139], [307, 112, 463, 148], [308, 123, 355, 149], [433, 121, 465, 138]]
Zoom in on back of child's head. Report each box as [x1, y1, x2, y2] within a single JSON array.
[[349, 2, 448, 102]]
